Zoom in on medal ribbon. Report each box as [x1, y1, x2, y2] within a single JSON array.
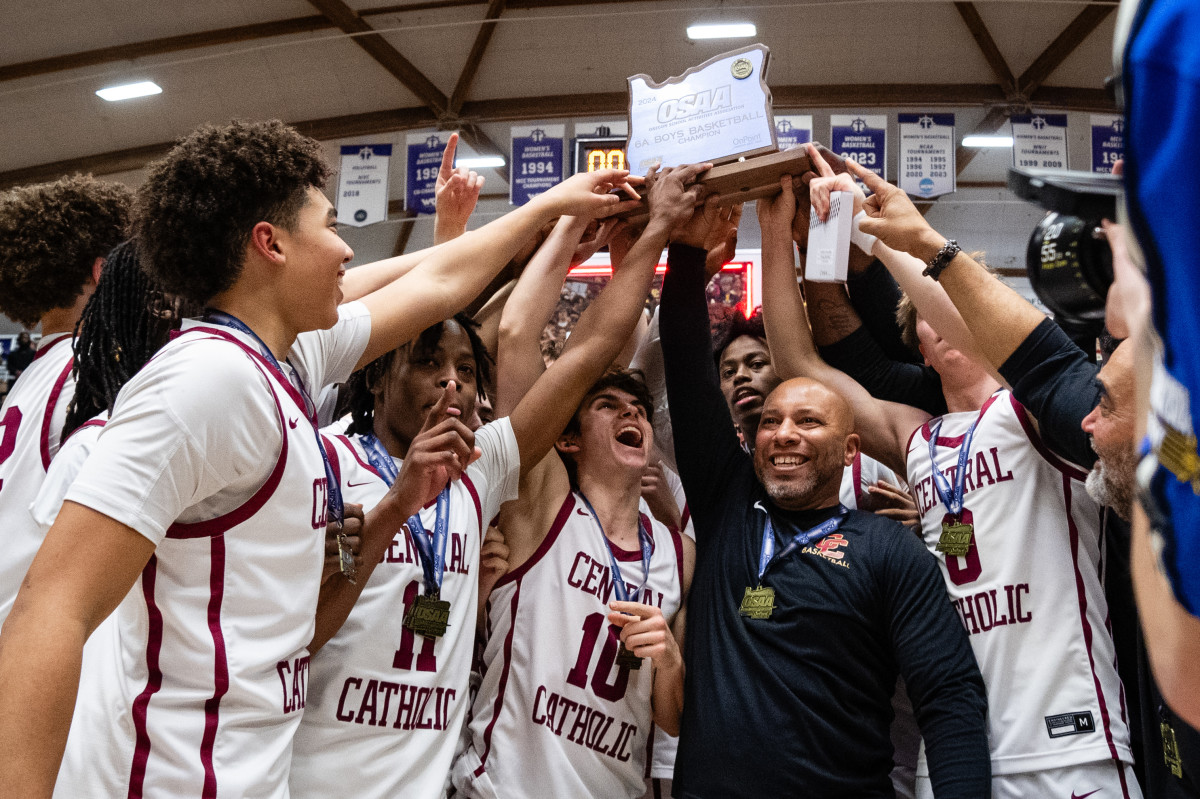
[[926, 413, 982, 517], [577, 491, 652, 603], [201, 310, 344, 528], [757, 506, 848, 584], [361, 432, 451, 597]]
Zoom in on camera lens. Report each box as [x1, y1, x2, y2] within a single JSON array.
[[1025, 212, 1113, 330]]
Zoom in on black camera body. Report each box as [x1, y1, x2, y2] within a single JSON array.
[[1008, 168, 1123, 333]]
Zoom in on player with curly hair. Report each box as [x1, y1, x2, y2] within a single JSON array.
[[0, 175, 130, 631], [0, 117, 639, 798]]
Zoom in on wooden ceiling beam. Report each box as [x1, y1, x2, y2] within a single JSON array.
[[953, 3, 1017, 97], [307, 0, 449, 114], [0, 0, 656, 87], [0, 83, 1114, 190], [448, 0, 507, 116], [0, 16, 330, 83], [1017, 3, 1115, 95]]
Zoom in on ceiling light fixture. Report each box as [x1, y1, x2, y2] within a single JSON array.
[[96, 81, 162, 102], [962, 135, 1014, 147], [456, 156, 506, 168], [687, 23, 757, 40]]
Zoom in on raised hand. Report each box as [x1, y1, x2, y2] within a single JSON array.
[[644, 162, 713, 233], [540, 168, 643, 218], [756, 175, 798, 244], [434, 132, 484, 244], [571, 218, 618, 266], [846, 158, 939, 258], [704, 201, 742, 279], [390, 381, 481, 517], [608, 600, 683, 671], [803, 142, 866, 222]]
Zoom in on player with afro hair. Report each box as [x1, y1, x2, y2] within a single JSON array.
[[0, 174, 130, 330], [0, 116, 641, 796]]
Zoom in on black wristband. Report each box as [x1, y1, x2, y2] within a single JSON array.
[[922, 239, 961, 281]]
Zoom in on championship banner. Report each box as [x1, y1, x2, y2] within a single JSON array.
[[510, 124, 564, 206], [1090, 114, 1124, 174], [831, 115, 887, 180], [405, 131, 450, 214], [774, 115, 813, 150], [898, 113, 955, 199], [1011, 114, 1068, 170], [336, 144, 392, 227], [625, 44, 776, 173]]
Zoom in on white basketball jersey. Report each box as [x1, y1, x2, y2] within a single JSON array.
[[60, 330, 330, 798], [840, 451, 901, 510], [291, 422, 517, 799], [0, 332, 74, 628], [906, 391, 1130, 775], [454, 491, 684, 799]]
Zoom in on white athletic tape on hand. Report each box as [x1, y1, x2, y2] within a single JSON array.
[[851, 211, 878, 255]]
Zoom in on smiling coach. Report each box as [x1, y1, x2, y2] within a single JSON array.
[[659, 229, 989, 798]]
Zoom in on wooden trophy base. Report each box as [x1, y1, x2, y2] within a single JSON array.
[[614, 144, 845, 223]]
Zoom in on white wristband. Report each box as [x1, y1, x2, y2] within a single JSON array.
[[851, 211, 878, 255]]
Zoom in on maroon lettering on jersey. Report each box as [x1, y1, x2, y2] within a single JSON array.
[[277, 656, 310, 713], [311, 478, 329, 530]]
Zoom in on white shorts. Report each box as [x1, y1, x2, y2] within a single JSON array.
[[917, 759, 1141, 799]]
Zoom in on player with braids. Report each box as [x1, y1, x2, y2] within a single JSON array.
[[62, 239, 199, 438], [342, 313, 493, 440], [0, 117, 639, 798]]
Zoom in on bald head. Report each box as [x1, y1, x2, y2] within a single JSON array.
[[753, 377, 860, 511], [764, 378, 855, 436]]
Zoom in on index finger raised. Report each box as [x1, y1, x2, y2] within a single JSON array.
[[439, 132, 459, 177], [422, 380, 458, 432], [846, 158, 887, 192], [805, 142, 836, 178]]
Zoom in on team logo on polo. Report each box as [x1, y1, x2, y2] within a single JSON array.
[[804, 534, 850, 568]]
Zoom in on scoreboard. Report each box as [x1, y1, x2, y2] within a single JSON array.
[[573, 136, 627, 175]]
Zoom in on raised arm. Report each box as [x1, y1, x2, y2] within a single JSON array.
[[432, 132, 484, 245], [495, 215, 592, 417], [506, 166, 705, 472], [808, 281, 947, 415], [354, 168, 639, 370], [805, 144, 999, 385], [757, 177, 925, 479], [849, 158, 1047, 372]]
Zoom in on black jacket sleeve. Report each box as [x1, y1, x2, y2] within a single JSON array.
[[660, 243, 748, 548], [998, 317, 1101, 469], [820, 326, 947, 416], [882, 525, 991, 797], [847, 259, 921, 365]]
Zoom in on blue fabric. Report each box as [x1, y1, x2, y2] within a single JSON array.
[[1125, 0, 1200, 614]]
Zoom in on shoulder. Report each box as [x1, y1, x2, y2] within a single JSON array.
[[123, 333, 274, 418], [841, 510, 927, 560]]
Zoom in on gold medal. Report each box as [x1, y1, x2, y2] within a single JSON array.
[[937, 520, 974, 558], [616, 643, 643, 670], [337, 531, 357, 585], [1163, 720, 1184, 778], [404, 591, 451, 639], [739, 585, 775, 620]]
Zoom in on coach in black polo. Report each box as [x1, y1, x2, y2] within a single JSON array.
[[660, 238, 989, 798]]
